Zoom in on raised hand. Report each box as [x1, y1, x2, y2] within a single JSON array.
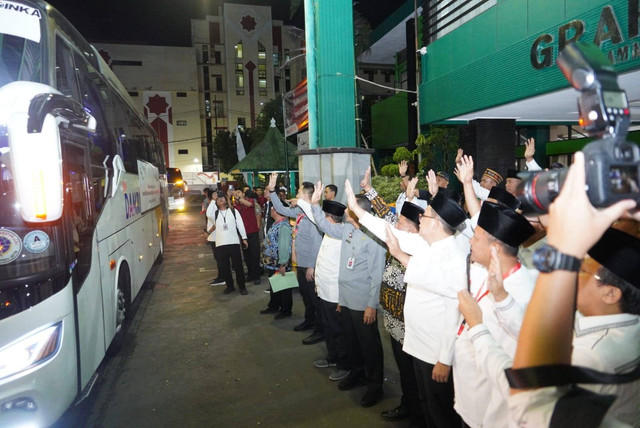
[[454, 155, 474, 184], [399, 160, 408, 177], [427, 169, 438, 196], [405, 177, 419, 202], [344, 179, 357, 211], [360, 166, 372, 191], [268, 173, 278, 191], [311, 180, 323, 205], [455, 148, 464, 165], [487, 246, 508, 302], [524, 138, 535, 161]]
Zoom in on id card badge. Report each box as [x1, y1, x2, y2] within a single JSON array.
[[223, 223, 229, 231], [346, 257, 355, 270]]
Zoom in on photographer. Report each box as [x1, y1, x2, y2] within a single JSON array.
[[508, 152, 640, 427]]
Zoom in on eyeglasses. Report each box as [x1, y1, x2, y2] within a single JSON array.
[[579, 266, 602, 281], [420, 213, 435, 219]]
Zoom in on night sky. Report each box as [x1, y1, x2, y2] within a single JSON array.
[[46, 0, 408, 46]]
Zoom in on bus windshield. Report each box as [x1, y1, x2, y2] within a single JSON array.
[[0, 31, 44, 87]]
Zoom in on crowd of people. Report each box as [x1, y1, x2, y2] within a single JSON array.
[[201, 138, 640, 427]]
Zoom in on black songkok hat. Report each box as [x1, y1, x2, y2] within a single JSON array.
[[438, 187, 461, 204], [478, 201, 535, 247], [488, 186, 521, 211], [322, 200, 346, 217], [588, 228, 640, 288], [400, 201, 424, 228], [507, 169, 521, 180], [430, 193, 467, 228]]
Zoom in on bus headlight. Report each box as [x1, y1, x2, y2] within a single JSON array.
[[0, 323, 62, 381]]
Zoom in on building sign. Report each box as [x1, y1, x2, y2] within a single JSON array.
[[531, 1, 640, 69], [176, 120, 187, 126]]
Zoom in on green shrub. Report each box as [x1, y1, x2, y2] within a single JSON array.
[[392, 147, 414, 163]]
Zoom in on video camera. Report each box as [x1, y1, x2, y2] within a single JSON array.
[[516, 42, 640, 213]]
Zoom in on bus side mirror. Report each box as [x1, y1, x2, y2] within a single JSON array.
[[8, 111, 64, 222], [27, 93, 96, 134]]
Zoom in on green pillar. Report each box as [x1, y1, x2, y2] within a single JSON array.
[[307, 0, 357, 148], [300, 0, 371, 203]]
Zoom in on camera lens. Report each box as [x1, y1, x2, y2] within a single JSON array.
[[515, 168, 569, 214]]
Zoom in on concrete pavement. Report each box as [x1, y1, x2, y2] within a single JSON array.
[[58, 200, 405, 427]]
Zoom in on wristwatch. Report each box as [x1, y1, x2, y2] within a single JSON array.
[[532, 244, 582, 273]]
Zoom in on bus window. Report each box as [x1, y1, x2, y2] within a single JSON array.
[[73, 51, 113, 166], [55, 36, 80, 101]]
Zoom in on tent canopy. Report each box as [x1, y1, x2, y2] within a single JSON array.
[[230, 125, 298, 173]]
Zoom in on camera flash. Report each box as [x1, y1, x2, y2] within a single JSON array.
[[588, 110, 598, 121]]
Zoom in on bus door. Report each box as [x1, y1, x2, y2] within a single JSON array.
[[56, 35, 110, 389]]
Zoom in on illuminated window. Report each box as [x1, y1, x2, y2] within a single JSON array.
[[235, 41, 243, 59], [259, 79, 267, 88], [258, 42, 266, 61], [236, 74, 244, 88], [258, 64, 266, 79]]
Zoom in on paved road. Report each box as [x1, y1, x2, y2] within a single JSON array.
[[55, 200, 404, 427]]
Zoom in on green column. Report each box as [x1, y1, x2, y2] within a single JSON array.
[[307, 0, 357, 148]]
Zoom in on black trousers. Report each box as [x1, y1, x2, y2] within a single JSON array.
[[339, 306, 383, 390], [413, 359, 460, 428], [267, 270, 292, 314], [209, 242, 219, 265], [390, 336, 424, 425], [296, 266, 322, 333], [242, 232, 261, 280], [319, 298, 348, 370], [215, 244, 245, 290]]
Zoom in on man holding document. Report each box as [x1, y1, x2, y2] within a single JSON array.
[[260, 205, 294, 319]]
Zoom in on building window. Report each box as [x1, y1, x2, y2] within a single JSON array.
[[202, 45, 209, 64], [212, 100, 224, 118], [213, 51, 221, 64], [212, 74, 223, 91], [238, 117, 246, 127], [178, 149, 188, 155], [235, 41, 243, 59], [258, 42, 266, 61], [363, 69, 376, 80], [259, 79, 267, 88], [272, 50, 279, 67], [205, 99, 211, 117], [235, 63, 243, 72], [236, 89, 245, 95], [284, 49, 290, 62], [236, 73, 244, 88], [259, 90, 267, 97], [128, 91, 139, 97], [176, 92, 187, 97], [258, 64, 266, 79]]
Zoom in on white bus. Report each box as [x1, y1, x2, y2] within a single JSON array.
[[0, 1, 168, 426]]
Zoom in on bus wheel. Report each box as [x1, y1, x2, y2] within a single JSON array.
[[155, 225, 165, 264], [109, 264, 131, 355]]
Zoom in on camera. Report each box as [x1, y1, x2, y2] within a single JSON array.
[[516, 41, 640, 213], [216, 190, 225, 198]]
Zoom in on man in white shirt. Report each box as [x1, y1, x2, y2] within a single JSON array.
[[453, 201, 535, 427], [208, 194, 249, 295], [347, 179, 468, 428], [311, 200, 350, 382]]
